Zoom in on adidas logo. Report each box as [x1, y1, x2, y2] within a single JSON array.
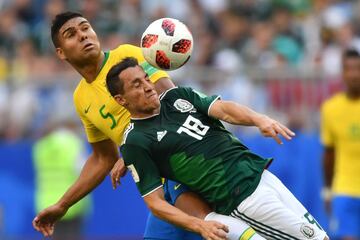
[[157, 130, 167, 142]]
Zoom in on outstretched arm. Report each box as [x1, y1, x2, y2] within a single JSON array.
[[209, 100, 295, 144], [33, 139, 123, 237], [144, 188, 228, 240]]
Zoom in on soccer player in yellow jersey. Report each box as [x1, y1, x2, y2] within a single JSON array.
[[321, 49, 360, 239], [31, 11, 262, 240]]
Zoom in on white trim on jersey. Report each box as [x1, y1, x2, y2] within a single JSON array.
[[131, 113, 160, 120], [142, 185, 163, 198], [122, 123, 134, 145], [207, 96, 221, 116], [159, 86, 178, 100]]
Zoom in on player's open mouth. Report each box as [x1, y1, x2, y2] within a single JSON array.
[[148, 93, 157, 99], [83, 43, 94, 50]]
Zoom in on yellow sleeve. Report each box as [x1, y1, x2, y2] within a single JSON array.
[[116, 44, 170, 83], [74, 93, 109, 143], [320, 103, 334, 147]]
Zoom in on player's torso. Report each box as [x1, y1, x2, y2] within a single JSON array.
[[74, 45, 160, 145], [131, 90, 269, 214], [326, 94, 360, 196]]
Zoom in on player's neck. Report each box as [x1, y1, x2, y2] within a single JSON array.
[[74, 51, 105, 83], [345, 90, 360, 100], [131, 107, 160, 120]]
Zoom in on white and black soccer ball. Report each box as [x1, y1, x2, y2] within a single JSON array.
[[141, 18, 193, 71]]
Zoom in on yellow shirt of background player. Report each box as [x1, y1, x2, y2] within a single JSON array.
[[73, 44, 169, 145], [321, 93, 360, 197]]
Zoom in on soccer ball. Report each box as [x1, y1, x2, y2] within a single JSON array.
[[141, 18, 193, 71]]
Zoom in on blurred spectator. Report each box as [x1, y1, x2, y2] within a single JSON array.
[[33, 121, 91, 240], [321, 49, 360, 239], [0, 0, 357, 139], [242, 21, 280, 68], [32, 0, 65, 54], [0, 7, 30, 57]]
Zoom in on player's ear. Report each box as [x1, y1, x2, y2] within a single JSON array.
[[114, 94, 127, 106], [55, 47, 67, 60]]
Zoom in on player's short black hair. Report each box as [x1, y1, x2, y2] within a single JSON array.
[[51, 11, 83, 47], [106, 57, 139, 96], [343, 49, 360, 62]]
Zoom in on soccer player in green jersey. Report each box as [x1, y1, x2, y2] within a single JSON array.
[[32, 11, 261, 240], [106, 57, 330, 240]]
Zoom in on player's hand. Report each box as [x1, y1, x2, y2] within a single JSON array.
[[110, 158, 127, 189], [255, 115, 295, 144], [32, 203, 67, 237], [197, 220, 229, 240]]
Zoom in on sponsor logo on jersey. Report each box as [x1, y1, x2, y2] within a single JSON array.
[[157, 130, 167, 142], [174, 99, 194, 113], [300, 224, 315, 239], [127, 164, 140, 183], [84, 104, 91, 114]]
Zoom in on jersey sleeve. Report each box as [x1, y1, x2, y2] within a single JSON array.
[[117, 44, 169, 83], [121, 144, 163, 197], [177, 87, 220, 115], [320, 103, 334, 147], [73, 93, 109, 143]]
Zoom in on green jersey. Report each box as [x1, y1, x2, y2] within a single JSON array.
[[121, 87, 272, 214]]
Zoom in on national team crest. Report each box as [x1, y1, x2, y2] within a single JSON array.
[[300, 224, 315, 239], [174, 99, 194, 113]]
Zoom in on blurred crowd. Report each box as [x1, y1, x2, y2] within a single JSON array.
[[1, 0, 360, 140]]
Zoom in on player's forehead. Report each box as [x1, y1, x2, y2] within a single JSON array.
[[59, 17, 90, 34], [122, 66, 145, 82]]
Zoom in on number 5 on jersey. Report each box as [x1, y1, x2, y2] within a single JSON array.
[[177, 115, 209, 140], [99, 105, 117, 129]]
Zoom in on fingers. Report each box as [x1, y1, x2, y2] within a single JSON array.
[[111, 159, 127, 189], [33, 218, 54, 237], [207, 222, 228, 240], [111, 174, 120, 189], [32, 217, 40, 231], [279, 123, 295, 137], [206, 230, 227, 240], [111, 171, 120, 189], [267, 122, 296, 145]]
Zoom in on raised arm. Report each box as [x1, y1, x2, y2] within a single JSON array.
[[144, 187, 228, 240], [33, 139, 122, 237], [209, 100, 295, 144]]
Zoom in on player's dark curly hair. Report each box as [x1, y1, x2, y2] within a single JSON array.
[[51, 11, 83, 47], [343, 49, 360, 61], [106, 57, 139, 96]]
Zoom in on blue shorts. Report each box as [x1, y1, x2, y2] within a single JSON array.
[[332, 195, 360, 238], [143, 180, 202, 240]]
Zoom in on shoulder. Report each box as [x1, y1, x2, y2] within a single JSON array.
[[322, 92, 345, 112], [73, 79, 86, 112], [121, 122, 150, 146], [111, 44, 142, 58], [159, 86, 193, 100]]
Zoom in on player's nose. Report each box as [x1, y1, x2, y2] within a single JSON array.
[[143, 80, 154, 91], [78, 31, 88, 42]]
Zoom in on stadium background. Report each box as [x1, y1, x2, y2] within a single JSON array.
[[0, 0, 358, 239]]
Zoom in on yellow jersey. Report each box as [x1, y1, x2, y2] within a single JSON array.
[[321, 93, 360, 197], [73, 44, 169, 145]]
